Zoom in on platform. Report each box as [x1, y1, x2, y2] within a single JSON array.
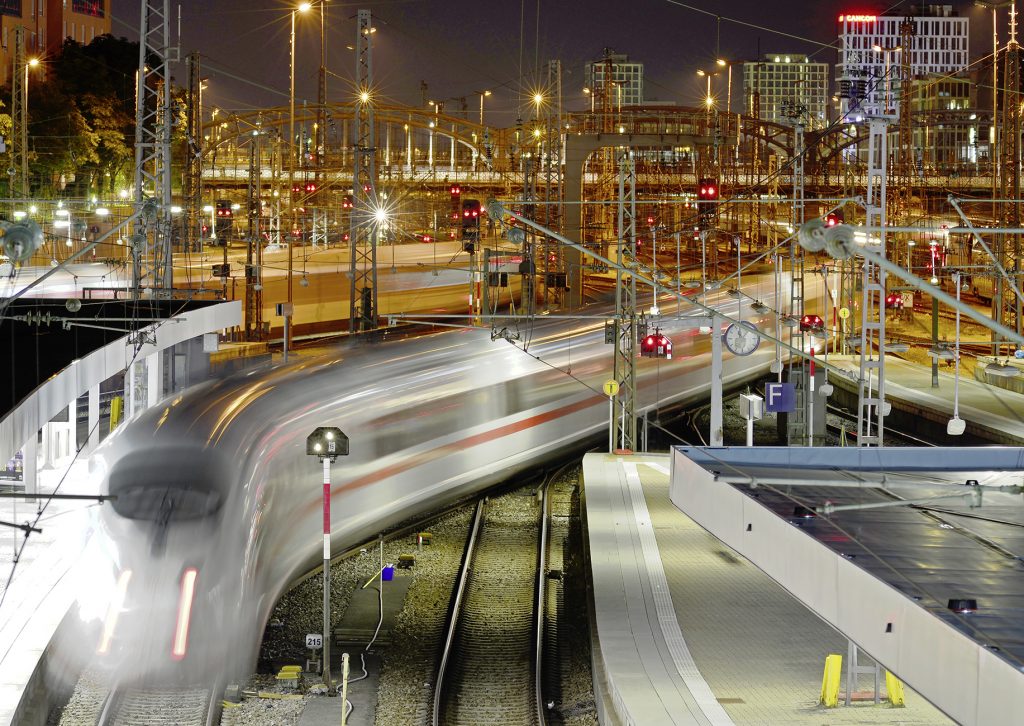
[[670, 446, 1024, 726], [582, 452, 950, 725], [828, 355, 1024, 445]]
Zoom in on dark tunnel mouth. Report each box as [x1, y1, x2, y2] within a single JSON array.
[[107, 448, 229, 521]]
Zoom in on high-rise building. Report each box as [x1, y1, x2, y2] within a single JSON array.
[[836, 5, 968, 120], [585, 50, 644, 108], [742, 54, 830, 129], [0, 0, 110, 85]]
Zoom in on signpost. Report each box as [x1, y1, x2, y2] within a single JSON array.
[[306, 427, 350, 695], [765, 382, 796, 413], [603, 379, 619, 452], [739, 393, 764, 446]]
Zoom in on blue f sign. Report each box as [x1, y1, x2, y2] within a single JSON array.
[[764, 382, 796, 413]]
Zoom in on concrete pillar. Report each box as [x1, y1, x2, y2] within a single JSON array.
[[87, 385, 100, 451], [146, 351, 162, 408], [22, 430, 37, 497], [710, 314, 724, 447], [39, 422, 54, 471], [125, 362, 134, 419]]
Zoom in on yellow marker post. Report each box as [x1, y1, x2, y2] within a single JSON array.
[[820, 653, 843, 707], [603, 379, 619, 453], [885, 671, 905, 707], [109, 396, 122, 433]]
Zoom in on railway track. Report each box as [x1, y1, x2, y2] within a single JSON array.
[[94, 684, 219, 726], [432, 486, 549, 726]]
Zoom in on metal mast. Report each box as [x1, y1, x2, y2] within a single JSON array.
[[10, 26, 26, 200], [1000, 5, 1022, 334], [613, 150, 638, 452], [183, 52, 203, 254], [892, 21, 917, 270], [857, 117, 891, 447], [245, 131, 264, 340], [349, 8, 378, 332], [786, 114, 809, 445], [132, 0, 176, 298]]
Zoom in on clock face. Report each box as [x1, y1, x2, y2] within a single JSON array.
[[724, 321, 760, 356]]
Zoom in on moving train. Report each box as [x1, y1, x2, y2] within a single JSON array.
[[78, 277, 805, 686]]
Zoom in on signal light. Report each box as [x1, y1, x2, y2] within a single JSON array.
[[647, 215, 655, 226], [800, 314, 824, 332], [825, 211, 843, 227], [450, 184, 461, 196], [885, 293, 904, 309], [342, 195, 353, 210], [697, 178, 719, 200], [640, 330, 673, 359], [342, 233, 350, 242], [304, 182, 317, 194]]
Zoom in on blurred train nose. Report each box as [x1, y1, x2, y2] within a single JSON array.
[[106, 447, 230, 521]]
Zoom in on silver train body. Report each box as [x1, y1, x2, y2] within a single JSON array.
[[82, 282, 799, 685]]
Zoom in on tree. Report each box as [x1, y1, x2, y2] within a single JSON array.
[[3, 34, 139, 197]]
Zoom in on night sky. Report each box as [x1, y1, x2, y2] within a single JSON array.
[[110, 1, 993, 122]]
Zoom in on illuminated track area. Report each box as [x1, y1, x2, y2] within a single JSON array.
[[54, 677, 217, 726], [96, 685, 217, 726], [433, 487, 546, 726]]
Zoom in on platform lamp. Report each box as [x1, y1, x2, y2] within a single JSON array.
[[306, 426, 349, 693]]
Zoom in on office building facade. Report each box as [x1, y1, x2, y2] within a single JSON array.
[[586, 51, 644, 107], [0, 0, 110, 85], [836, 5, 968, 119], [742, 54, 830, 128]]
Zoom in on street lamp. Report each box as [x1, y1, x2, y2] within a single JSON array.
[[288, 1, 312, 350], [697, 69, 719, 122], [582, 86, 594, 113], [871, 44, 901, 113], [716, 58, 733, 115], [306, 426, 349, 694], [477, 89, 491, 126]]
